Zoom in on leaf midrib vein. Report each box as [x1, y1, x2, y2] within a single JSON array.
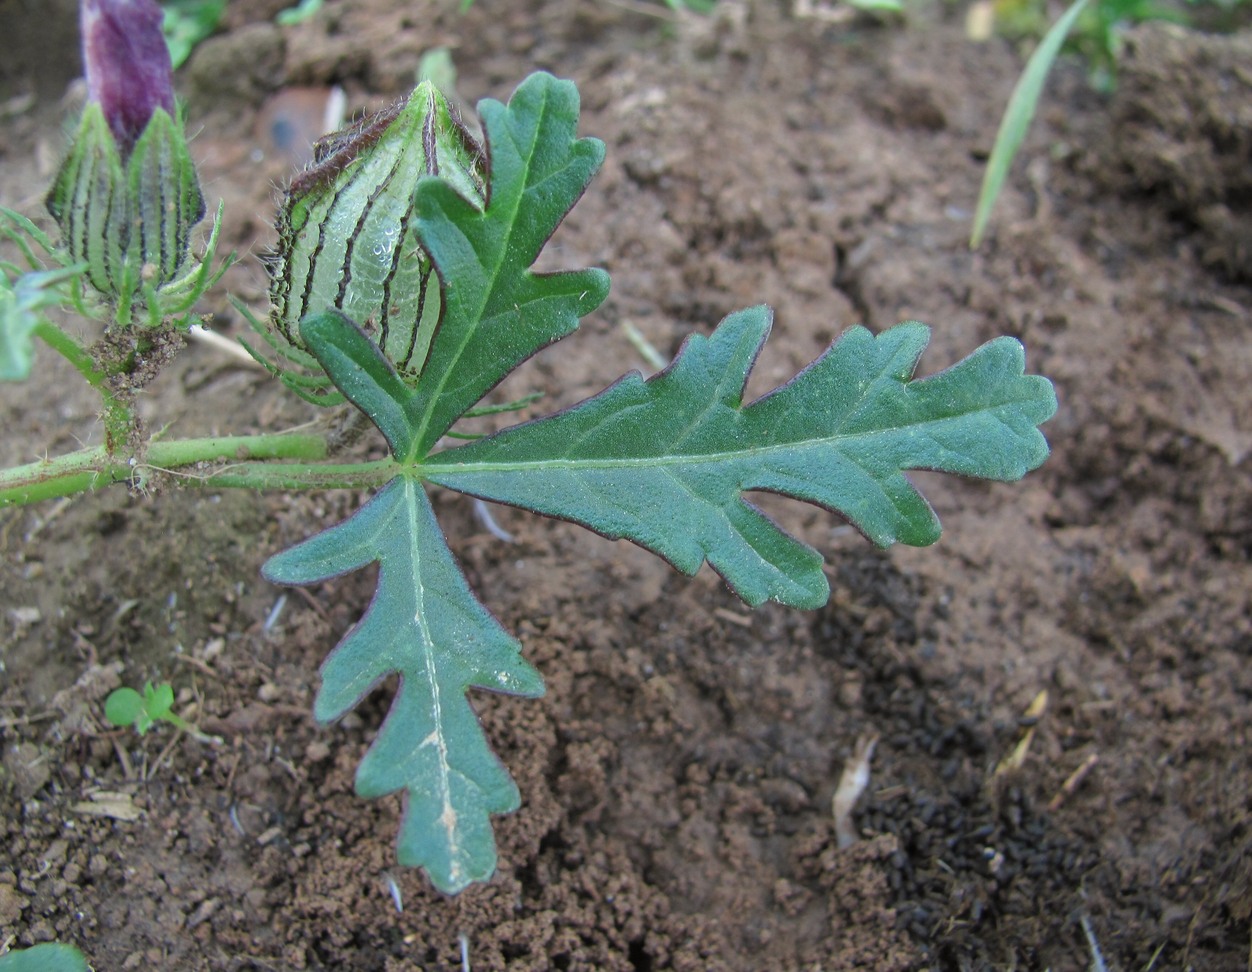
[[404, 481, 461, 881], [427, 406, 1033, 477]]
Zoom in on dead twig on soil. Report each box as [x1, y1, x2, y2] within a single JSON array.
[[0, 710, 57, 729], [596, 0, 681, 21], [291, 585, 332, 624], [172, 653, 221, 678], [994, 689, 1048, 777], [112, 736, 135, 780], [1048, 753, 1099, 811], [146, 727, 184, 780]]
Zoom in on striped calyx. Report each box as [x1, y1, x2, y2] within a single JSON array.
[[268, 82, 485, 387], [45, 102, 205, 318]]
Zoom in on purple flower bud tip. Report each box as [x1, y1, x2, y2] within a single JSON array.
[[81, 0, 175, 153]]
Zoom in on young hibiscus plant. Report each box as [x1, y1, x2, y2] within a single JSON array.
[[1, 1, 1057, 894]]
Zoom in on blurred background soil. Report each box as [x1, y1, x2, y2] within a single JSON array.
[[1, 1, 1249, 969]]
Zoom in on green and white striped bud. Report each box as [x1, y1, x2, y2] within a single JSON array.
[[46, 101, 206, 319], [266, 81, 485, 389]]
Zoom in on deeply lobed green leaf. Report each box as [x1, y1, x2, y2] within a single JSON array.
[[264, 478, 542, 893], [426, 306, 1057, 608], [406, 71, 610, 458]]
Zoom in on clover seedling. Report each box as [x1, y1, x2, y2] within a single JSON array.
[[104, 681, 218, 744], [104, 680, 176, 734], [2, 2, 1057, 895]]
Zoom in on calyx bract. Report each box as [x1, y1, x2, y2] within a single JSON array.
[[267, 82, 486, 389], [46, 103, 205, 315]]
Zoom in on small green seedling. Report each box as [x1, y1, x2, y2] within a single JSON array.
[[971, 0, 1092, 248], [104, 682, 217, 744], [971, 0, 1221, 246]]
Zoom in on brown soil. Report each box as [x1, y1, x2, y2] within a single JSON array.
[[2, 2, 1250, 970]]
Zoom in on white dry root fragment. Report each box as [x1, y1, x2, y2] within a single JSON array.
[[472, 499, 514, 543], [382, 870, 403, 913], [1080, 914, 1109, 972], [832, 732, 879, 849], [188, 323, 263, 367]]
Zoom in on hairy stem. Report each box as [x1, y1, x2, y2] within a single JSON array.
[[0, 432, 378, 506], [159, 711, 223, 746], [33, 319, 135, 450], [33, 319, 99, 384], [191, 457, 400, 492]]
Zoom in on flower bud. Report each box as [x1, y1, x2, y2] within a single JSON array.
[[266, 81, 485, 390], [81, 0, 175, 155], [45, 0, 205, 319]]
